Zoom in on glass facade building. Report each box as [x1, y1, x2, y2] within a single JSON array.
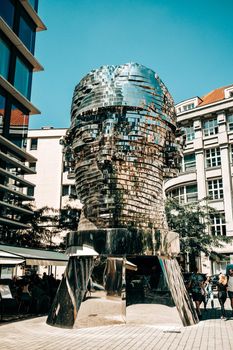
[[0, 0, 46, 236]]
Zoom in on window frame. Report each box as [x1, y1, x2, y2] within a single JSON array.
[[210, 213, 226, 236], [227, 114, 233, 131], [27, 186, 34, 197], [0, 37, 11, 80], [30, 138, 38, 150], [205, 148, 221, 168], [0, 0, 15, 29], [167, 184, 198, 204], [203, 118, 218, 137], [28, 162, 36, 171], [207, 178, 223, 200], [18, 10, 36, 54], [183, 153, 196, 172], [62, 185, 69, 197]]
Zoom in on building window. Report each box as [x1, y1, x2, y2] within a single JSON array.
[[29, 162, 36, 171], [27, 186, 34, 197], [30, 138, 38, 150], [227, 114, 233, 131], [230, 144, 233, 162], [203, 118, 218, 137], [14, 57, 32, 99], [9, 103, 29, 148], [62, 185, 77, 197], [0, 0, 15, 29], [210, 213, 226, 236], [207, 178, 223, 200], [0, 94, 6, 135], [0, 38, 10, 80], [205, 148, 221, 168], [183, 103, 195, 111], [62, 185, 69, 196], [182, 125, 195, 141], [183, 153, 196, 171], [167, 184, 198, 204], [18, 15, 36, 54], [70, 185, 76, 196]]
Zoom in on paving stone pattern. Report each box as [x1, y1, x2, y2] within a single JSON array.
[[1, 300, 233, 350]]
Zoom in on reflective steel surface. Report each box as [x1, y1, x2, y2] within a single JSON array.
[[47, 63, 197, 329], [65, 63, 182, 244]]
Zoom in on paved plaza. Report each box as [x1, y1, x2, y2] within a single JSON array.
[[1, 300, 233, 350]]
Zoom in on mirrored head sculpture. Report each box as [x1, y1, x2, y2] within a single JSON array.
[[47, 63, 198, 329]]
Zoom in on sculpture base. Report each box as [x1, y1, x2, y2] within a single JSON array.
[[47, 254, 198, 328]]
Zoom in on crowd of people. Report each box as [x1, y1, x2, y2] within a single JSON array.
[[188, 267, 233, 320], [9, 272, 60, 314]]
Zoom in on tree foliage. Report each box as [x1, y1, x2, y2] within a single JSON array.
[[165, 198, 230, 257], [15, 206, 61, 248], [9, 205, 81, 249]]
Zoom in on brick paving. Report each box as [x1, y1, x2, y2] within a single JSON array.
[[1, 299, 233, 350]]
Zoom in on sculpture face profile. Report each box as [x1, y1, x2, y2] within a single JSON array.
[[47, 63, 198, 329], [66, 63, 180, 245]]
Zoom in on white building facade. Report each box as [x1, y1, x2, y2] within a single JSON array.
[[25, 127, 80, 210], [165, 85, 233, 274], [24, 127, 81, 278]]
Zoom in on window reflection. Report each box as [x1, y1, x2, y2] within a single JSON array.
[[9, 103, 29, 149], [0, 94, 6, 135], [0, 0, 15, 28], [14, 58, 32, 99], [19, 16, 36, 54], [0, 38, 10, 80]]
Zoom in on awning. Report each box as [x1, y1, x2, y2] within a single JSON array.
[[0, 245, 68, 266], [0, 250, 24, 265]]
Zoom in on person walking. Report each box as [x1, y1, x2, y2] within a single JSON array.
[[204, 275, 214, 310], [189, 267, 205, 319], [217, 274, 228, 319], [227, 268, 233, 317]]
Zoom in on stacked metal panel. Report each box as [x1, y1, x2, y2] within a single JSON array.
[[47, 63, 197, 329], [66, 63, 181, 240]]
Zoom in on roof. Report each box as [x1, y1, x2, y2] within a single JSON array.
[[0, 245, 68, 266], [198, 85, 232, 106]]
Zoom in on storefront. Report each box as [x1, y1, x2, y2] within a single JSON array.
[[0, 245, 68, 279]]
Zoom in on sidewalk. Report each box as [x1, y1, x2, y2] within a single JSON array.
[[1, 299, 233, 350]]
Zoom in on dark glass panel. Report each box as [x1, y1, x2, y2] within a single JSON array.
[[62, 185, 69, 196], [29, 162, 36, 171], [0, 93, 6, 135], [0, 0, 15, 28], [9, 103, 29, 149], [30, 138, 38, 150], [0, 37, 10, 79], [27, 187, 34, 196], [14, 57, 32, 99], [18, 15, 36, 53]]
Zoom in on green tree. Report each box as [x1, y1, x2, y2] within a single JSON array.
[[165, 198, 230, 271], [16, 206, 61, 248], [1, 204, 80, 249]]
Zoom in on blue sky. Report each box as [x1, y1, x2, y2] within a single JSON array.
[[30, 0, 233, 129]]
